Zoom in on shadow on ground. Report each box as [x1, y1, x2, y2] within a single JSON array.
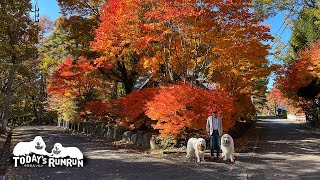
[[6, 118, 320, 180], [239, 116, 320, 179], [7, 126, 237, 180]]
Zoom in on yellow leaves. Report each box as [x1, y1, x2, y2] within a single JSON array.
[[261, 0, 272, 4], [196, 56, 205, 63], [64, 91, 72, 97], [141, 55, 162, 73]]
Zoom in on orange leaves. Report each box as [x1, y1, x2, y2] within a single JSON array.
[[91, 0, 204, 80], [91, 0, 142, 53], [141, 55, 162, 73], [186, 0, 274, 99], [145, 84, 235, 137], [47, 57, 102, 98], [266, 87, 302, 114], [120, 88, 158, 121], [279, 40, 320, 100], [81, 101, 122, 121], [81, 87, 159, 128], [91, 0, 273, 89], [144, 0, 199, 21], [72, 0, 277, 133], [81, 84, 235, 137]]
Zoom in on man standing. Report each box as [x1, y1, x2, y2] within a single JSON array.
[[206, 111, 223, 160]]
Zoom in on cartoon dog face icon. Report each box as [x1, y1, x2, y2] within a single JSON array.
[[13, 136, 48, 156], [34, 136, 46, 150], [50, 143, 83, 160], [52, 143, 63, 155]]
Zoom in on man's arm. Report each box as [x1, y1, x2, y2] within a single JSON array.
[[219, 118, 223, 135], [206, 117, 210, 133]]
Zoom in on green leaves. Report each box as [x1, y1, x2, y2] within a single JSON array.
[[0, 0, 41, 128]]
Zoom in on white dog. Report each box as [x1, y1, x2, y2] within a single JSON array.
[[186, 138, 206, 163], [13, 136, 48, 156], [221, 134, 235, 162], [50, 143, 83, 159]]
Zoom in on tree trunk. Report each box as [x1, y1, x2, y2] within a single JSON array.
[[1, 65, 15, 132], [112, 81, 118, 99], [117, 60, 134, 94], [31, 95, 39, 124], [123, 78, 134, 94], [38, 75, 46, 124]]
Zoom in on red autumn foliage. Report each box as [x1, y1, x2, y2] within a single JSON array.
[[120, 88, 158, 122], [145, 84, 235, 137], [267, 87, 302, 115], [81, 84, 235, 137], [47, 57, 102, 98], [81, 101, 120, 121], [267, 87, 287, 105], [279, 40, 320, 100], [81, 88, 158, 129], [53, 0, 274, 137]]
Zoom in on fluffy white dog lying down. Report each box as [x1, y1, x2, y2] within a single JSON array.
[[221, 134, 235, 162], [186, 138, 206, 163], [13, 136, 48, 156], [50, 143, 83, 159]]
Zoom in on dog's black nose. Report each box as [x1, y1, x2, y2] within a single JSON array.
[[36, 142, 40, 145]]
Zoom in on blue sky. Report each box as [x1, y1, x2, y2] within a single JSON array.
[[35, 0, 61, 21], [33, 0, 292, 41], [265, 12, 292, 89], [32, 0, 291, 90]]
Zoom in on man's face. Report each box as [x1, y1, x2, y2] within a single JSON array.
[[212, 112, 216, 117]]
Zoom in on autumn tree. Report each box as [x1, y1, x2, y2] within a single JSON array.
[[267, 87, 286, 114], [38, 16, 54, 44], [253, 0, 305, 18], [196, 0, 275, 120], [146, 84, 235, 138], [0, 0, 38, 131], [278, 1, 320, 126], [267, 86, 302, 116], [39, 1, 108, 125], [38, 0, 102, 71], [39, 15, 98, 71], [81, 87, 157, 128], [92, 0, 274, 96], [253, 0, 319, 62], [87, 0, 276, 134], [47, 58, 108, 98], [279, 40, 320, 126], [57, 0, 105, 20], [48, 0, 277, 138], [91, 0, 146, 94], [82, 83, 235, 137], [46, 58, 110, 122]]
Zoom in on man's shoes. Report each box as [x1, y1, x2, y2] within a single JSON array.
[[216, 156, 223, 162], [211, 156, 216, 161]]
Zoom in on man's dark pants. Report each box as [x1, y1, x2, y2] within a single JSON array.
[[210, 130, 221, 157]]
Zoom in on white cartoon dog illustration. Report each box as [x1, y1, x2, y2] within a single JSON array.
[[13, 136, 48, 156], [186, 138, 206, 163], [50, 143, 83, 159]]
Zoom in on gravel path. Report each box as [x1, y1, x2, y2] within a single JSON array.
[[246, 117, 320, 179], [6, 117, 320, 179], [6, 126, 232, 180]]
